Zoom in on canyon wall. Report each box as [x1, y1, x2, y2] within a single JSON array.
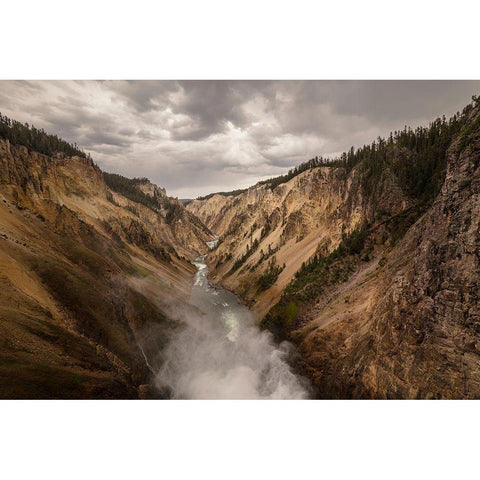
[[188, 161, 409, 317], [189, 100, 480, 398], [291, 105, 480, 398], [0, 138, 211, 398]]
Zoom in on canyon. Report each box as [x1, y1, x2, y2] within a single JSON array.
[[0, 132, 308, 399], [1, 97, 480, 398]]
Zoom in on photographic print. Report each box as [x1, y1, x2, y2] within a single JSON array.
[[4, 2, 480, 479]]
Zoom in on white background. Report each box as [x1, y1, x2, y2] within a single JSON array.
[[1, 1, 480, 479]]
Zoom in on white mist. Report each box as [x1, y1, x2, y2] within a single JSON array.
[[155, 255, 309, 399]]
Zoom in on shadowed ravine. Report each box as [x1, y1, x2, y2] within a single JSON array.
[[154, 250, 310, 399]]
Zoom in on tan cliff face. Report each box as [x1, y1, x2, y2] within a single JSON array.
[[0, 139, 212, 261], [135, 178, 167, 199], [291, 108, 480, 398], [189, 101, 480, 398], [188, 164, 410, 317], [0, 138, 211, 398]]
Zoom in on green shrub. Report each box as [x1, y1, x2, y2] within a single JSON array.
[[257, 258, 285, 291]]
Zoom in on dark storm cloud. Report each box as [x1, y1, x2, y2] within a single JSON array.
[[171, 81, 263, 140], [108, 80, 276, 141], [1, 80, 479, 197], [106, 80, 180, 112]]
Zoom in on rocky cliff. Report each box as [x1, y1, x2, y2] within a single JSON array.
[[188, 156, 409, 317], [0, 137, 212, 398], [289, 103, 480, 398], [190, 98, 480, 398]]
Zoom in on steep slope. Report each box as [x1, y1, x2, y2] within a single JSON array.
[[191, 97, 480, 398], [103, 173, 212, 259], [285, 103, 480, 398], [188, 158, 410, 317], [0, 137, 212, 398]]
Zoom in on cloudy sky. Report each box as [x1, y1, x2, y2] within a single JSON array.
[[1, 80, 479, 198]]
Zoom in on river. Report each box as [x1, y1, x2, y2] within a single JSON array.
[[154, 248, 309, 399]]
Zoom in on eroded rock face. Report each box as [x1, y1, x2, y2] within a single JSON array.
[[188, 165, 409, 317], [190, 102, 480, 399], [0, 139, 212, 398], [293, 107, 480, 399], [0, 139, 212, 260], [367, 125, 480, 398], [135, 178, 167, 199]]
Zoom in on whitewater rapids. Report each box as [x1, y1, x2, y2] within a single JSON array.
[[154, 253, 309, 399]]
